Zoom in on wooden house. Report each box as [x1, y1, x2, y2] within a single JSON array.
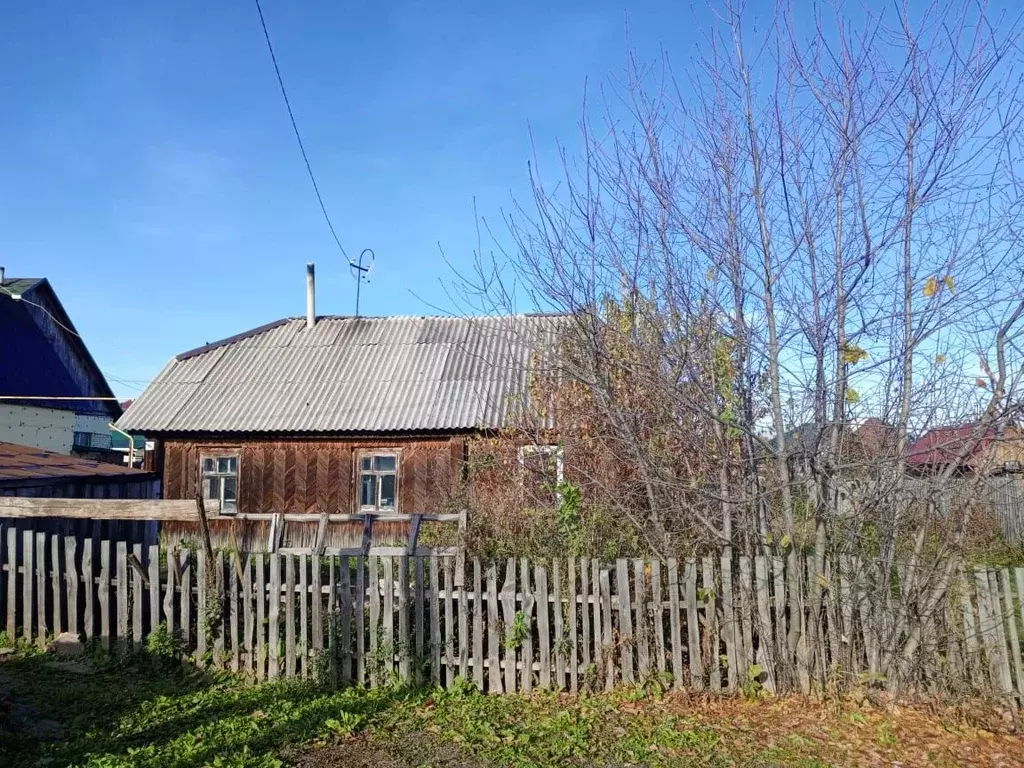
[[117, 275, 564, 551]]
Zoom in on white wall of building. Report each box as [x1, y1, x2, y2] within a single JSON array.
[[0, 404, 74, 452]]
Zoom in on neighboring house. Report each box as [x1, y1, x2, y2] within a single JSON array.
[[117, 305, 563, 546], [908, 424, 1024, 474], [0, 440, 159, 498], [0, 271, 122, 461], [908, 423, 1024, 542]]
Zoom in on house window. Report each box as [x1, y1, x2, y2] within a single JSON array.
[[73, 431, 93, 448], [519, 445, 564, 506], [359, 453, 398, 513], [202, 455, 238, 513]]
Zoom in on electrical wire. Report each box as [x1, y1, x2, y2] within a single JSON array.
[[253, 0, 348, 259], [0, 283, 83, 340]]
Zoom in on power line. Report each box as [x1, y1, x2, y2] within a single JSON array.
[[1, 284, 83, 339], [253, 0, 348, 259]]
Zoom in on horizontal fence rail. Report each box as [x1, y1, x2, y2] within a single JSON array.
[[2, 524, 1024, 699]]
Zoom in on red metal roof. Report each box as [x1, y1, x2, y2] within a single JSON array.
[[0, 441, 148, 482], [907, 424, 997, 467]]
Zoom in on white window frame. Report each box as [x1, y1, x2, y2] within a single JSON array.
[[358, 451, 400, 514], [201, 454, 239, 514], [518, 444, 564, 501]]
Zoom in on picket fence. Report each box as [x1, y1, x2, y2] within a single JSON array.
[[3, 525, 1024, 699]]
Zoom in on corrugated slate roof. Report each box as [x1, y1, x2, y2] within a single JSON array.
[[118, 314, 566, 434]]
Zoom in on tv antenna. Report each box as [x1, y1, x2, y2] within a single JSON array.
[[348, 248, 374, 316]]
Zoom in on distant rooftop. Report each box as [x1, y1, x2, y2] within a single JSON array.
[[0, 441, 148, 484]]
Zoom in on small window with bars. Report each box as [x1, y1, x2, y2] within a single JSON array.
[[358, 453, 398, 513], [202, 455, 238, 514]]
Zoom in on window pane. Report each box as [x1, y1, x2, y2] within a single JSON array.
[[227, 457, 237, 473], [360, 474, 376, 507], [203, 458, 215, 473], [374, 455, 397, 472], [205, 477, 219, 500], [217, 457, 231, 474], [361, 456, 372, 471], [222, 477, 237, 503], [379, 474, 396, 509]]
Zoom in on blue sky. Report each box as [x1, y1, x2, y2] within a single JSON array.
[[0, 1, 719, 398]]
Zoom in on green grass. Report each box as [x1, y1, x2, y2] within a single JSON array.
[[1, 652, 1016, 767]]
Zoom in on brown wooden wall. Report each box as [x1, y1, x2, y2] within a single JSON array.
[[160, 435, 465, 515]]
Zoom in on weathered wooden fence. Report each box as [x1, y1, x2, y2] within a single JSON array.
[[3, 526, 1024, 700]]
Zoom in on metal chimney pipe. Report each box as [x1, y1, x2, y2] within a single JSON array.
[[306, 263, 316, 329], [0, 266, 5, 285]]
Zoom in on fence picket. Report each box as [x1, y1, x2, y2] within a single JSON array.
[[667, 558, 683, 689], [299, 554, 309, 678], [500, 559, 517, 694], [340, 558, 353, 686], [230, 553, 240, 673], [701, 557, 719, 692], [243, 554, 254, 675], [311, 555, 323, 658], [268, 554, 281, 680], [536, 564, 551, 688], [65, 536, 78, 637], [309, 557, 321, 659], [214, 551, 225, 666], [416, 557, 427, 685], [147, 544, 160, 640], [521, 558, 535, 694], [284, 555, 297, 678], [568, 557, 579, 692], [998, 569, 1023, 696], [51, 536, 63, 642], [443, 560, 455, 687], [580, 558, 592, 686], [684, 558, 702, 689], [399, 555, 411, 683], [34, 533, 47, 647], [616, 559, 633, 685], [632, 559, 649, 679], [130, 542, 142, 651], [83, 540, 94, 642], [382, 556, 394, 682], [429, 556, 440, 687], [721, 555, 737, 690], [255, 554, 266, 680], [22, 530, 34, 645], [368, 556, 379, 686], [651, 559, 665, 678], [472, 558, 484, 691], [99, 539, 111, 649], [553, 560, 565, 689], [196, 549, 207, 662], [599, 567, 613, 690], [486, 562, 501, 693], [754, 556, 775, 693], [6, 528, 16, 639], [357, 556, 368, 686]]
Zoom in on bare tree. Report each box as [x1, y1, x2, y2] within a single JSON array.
[[456, 0, 1024, 694]]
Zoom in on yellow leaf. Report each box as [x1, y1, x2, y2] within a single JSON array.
[[845, 388, 860, 404], [935, 354, 947, 364], [944, 275, 955, 293], [976, 378, 987, 389], [841, 343, 869, 365], [923, 276, 938, 298], [780, 534, 791, 549]]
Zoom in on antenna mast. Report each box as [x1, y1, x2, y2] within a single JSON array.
[[348, 248, 374, 316]]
